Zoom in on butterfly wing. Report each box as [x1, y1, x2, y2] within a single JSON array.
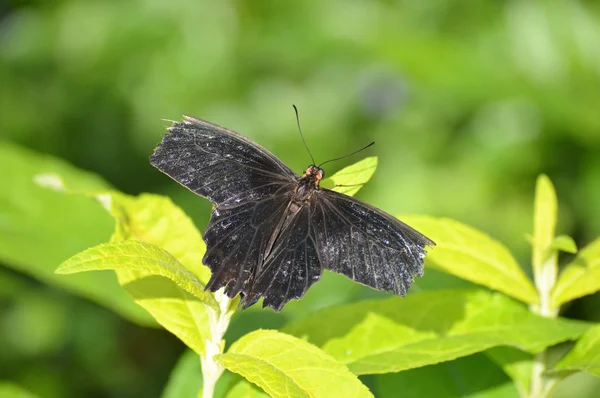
[[150, 116, 298, 299], [202, 188, 293, 300], [242, 202, 323, 311], [312, 189, 435, 296], [240, 185, 435, 311], [150, 116, 297, 208], [150, 116, 434, 310]]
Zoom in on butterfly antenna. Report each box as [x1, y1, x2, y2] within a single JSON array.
[[318, 141, 375, 168], [293, 105, 316, 166]]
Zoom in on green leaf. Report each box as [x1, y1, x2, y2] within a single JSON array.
[[532, 174, 558, 277], [161, 350, 203, 398], [225, 380, 270, 398], [38, 169, 215, 285], [551, 238, 600, 307], [57, 240, 216, 354], [321, 156, 378, 196], [36, 166, 221, 339], [34, 170, 212, 286], [283, 290, 588, 375], [376, 354, 518, 398], [100, 192, 212, 285], [551, 235, 577, 254], [400, 216, 538, 304], [0, 141, 153, 325], [217, 330, 374, 398], [0, 382, 39, 398], [551, 324, 600, 377]]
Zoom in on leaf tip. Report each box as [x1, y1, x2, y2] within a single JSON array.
[[535, 174, 557, 199], [54, 263, 70, 275]]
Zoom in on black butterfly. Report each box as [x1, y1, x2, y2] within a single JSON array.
[[150, 116, 435, 311]]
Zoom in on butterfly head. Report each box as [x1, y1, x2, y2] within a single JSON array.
[[294, 165, 324, 202], [304, 165, 324, 184]]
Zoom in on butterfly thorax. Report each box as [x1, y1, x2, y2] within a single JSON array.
[[293, 165, 324, 203]]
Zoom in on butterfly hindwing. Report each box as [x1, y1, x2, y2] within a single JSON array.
[[202, 190, 293, 299], [313, 189, 434, 296], [243, 202, 323, 311]]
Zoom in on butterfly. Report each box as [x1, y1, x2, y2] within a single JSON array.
[[150, 115, 435, 311]]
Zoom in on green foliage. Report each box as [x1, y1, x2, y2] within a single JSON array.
[[0, 135, 597, 396], [57, 240, 216, 354], [551, 239, 600, 308], [284, 290, 587, 375], [0, 142, 153, 325], [3, 1, 600, 396], [10, 148, 592, 398], [99, 192, 213, 285], [217, 330, 373, 398], [399, 216, 538, 304], [552, 325, 600, 378]]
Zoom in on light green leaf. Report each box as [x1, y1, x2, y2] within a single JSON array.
[[400, 216, 538, 304], [0, 382, 39, 398], [532, 174, 558, 278], [321, 156, 378, 196], [38, 167, 222, 345], [33, 161, 212, 284], [225, 380, 270, 398], [552, 324, 600, 377], [161, 350, 203, 398], [551, 235, 577, 254], [57, 240, 216, 354], [217, 330, 374, 398], [551, 238, 600, 307], [0, 141, 153, 325], [284, 290, 588, 375], [34, 171, 212, 286], [100, 192, 212, 285]]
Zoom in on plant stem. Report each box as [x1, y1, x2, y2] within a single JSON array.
[[529, 256, 559, 398], [200, 290, 232, 398]]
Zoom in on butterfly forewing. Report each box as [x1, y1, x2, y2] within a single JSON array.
[[150, 117, 300, 304], [150, 116, 435, 311], [150, 116, 297, 207]]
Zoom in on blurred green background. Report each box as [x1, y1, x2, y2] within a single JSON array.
[[1, 0, 600, 397]]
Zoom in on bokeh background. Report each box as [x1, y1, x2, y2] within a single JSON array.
[[1, 0, 600, 397]]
